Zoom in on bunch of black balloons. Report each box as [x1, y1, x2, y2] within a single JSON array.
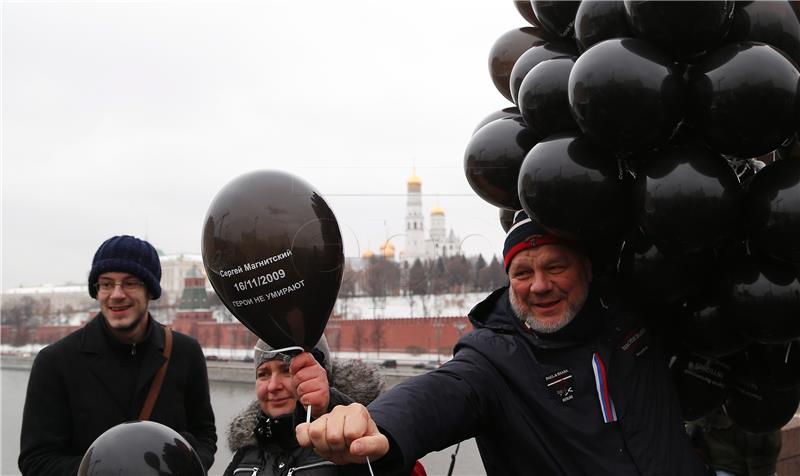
[[465, 1, 800, 431]]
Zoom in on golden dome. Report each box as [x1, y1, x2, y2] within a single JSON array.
[[431, 206, 445, 216], [380, 241, 396, 258], [407, 169, 421, 186], [362, 249, 374, 258]]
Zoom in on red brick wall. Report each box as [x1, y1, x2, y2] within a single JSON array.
[[326, 316, 471, 355], [2, 316, 473, 354]]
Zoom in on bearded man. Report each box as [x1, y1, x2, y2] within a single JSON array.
[[296, 211, 711, 476]]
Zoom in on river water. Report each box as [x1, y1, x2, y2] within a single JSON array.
[[1, 368, 485, 476]]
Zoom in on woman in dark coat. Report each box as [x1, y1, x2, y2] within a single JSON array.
[[222, 337, 356, 476]]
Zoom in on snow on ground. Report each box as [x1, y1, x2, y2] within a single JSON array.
[[334, 292, 485, 319]]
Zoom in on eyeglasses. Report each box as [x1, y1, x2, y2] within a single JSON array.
[[254, 345, 304, 365], [94, 279, 145, 294]]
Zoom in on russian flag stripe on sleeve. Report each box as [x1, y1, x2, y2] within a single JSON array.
[[592, 352, 618, 423]]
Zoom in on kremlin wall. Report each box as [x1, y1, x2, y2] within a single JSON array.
[[0, 313, 469, 360], [1, 267, 472, 359]]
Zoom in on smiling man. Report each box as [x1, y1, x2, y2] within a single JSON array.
[[19, 235, 216, 476], [296, 211, 711, 476]]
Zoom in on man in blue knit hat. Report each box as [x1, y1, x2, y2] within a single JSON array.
[[297, 211, 712, 476], [19, 235, 217, 476]]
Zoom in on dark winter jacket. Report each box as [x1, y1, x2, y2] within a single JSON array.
[[223, 400, 344, 476], [367, 287, 710, 476], [19, 313, 217, 476], [224, 377, 363, 476]]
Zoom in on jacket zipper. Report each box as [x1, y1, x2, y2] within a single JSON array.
[[232, 467, 260, 476], [286, 461, 336, 475], [131, 343, 136, 355]]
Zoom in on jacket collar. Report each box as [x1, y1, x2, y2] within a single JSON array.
[[79, 313, 167, 417], [80, 312, 165, 353]]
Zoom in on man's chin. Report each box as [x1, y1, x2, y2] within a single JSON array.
[[528, 315, 568, 334]]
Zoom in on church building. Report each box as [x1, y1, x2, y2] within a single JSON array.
[[400, 170, 461, 262]]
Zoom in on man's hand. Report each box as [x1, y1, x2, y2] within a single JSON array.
[[295, 403, 390, 465], [290, 352, 330, 418]]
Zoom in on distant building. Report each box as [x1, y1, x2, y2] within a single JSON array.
[[160, 253, 206, 305], [4, 253, 209, 311], [2, 284, 92, 312], [401, 170, 461, 263]]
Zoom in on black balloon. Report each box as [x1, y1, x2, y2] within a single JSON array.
[[531, 1, 580, 38], [775, 135, 800, 163], [518, 133, 631, 240], [500, 208, 518, 233], [78, 421, 204, 476], [465, 117, 541, 210], [636, 145, 743, 254], [202, 170, 344, 349], [739, 341, 800, 391], [726, 0, 800, 69], [472, 107, 522, 135], [670, 352, 729, 421], [568, 38, 685, 156], [687, 42, 800, 158], [489, 27, 552, 102], [574, 0, 632, 53], [617, 230, 721, 305], [514, 0, 541, 27], [509, 41, 577, 104], [624, 0, 735, 60], [679, 292, 750, 358], [518, 57, 578, 138], [725, 253, 800, 344], [725, 378, 800, 433], [745, 158, 800, 265]]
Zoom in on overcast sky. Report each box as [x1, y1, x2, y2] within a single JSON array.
[[2, 0, 523, 289]]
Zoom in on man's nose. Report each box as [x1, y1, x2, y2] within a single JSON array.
[[530, 273, 553, 294], [109, 284, 127, 298]]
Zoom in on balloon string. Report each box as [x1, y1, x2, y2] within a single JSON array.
[[267, 345, 305, 354], [271, 345, 373, 475]]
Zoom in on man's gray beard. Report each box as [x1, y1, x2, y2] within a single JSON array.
[[509, 287, 588, 334]]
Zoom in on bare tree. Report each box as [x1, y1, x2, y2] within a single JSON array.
[[364, 257, 400, 319], [478, 255, 507, 290], [337, 263, 359, 319], [352, 322, 365, 357], [407, 259, 428, 317], [445, 255, 471, 293], [371, 317, 385, 357], [472, 254, 487, 292], [2, 296, 37, 346], [429, 258, 447, 295]]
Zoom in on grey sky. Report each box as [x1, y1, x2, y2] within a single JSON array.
[[2, 0, 523, 289]]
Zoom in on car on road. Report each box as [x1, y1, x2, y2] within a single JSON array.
[[381, 359, 398, 368], [412, 361, 439, 370]]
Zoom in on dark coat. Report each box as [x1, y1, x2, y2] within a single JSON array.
[[223, 400, 347, 476], [223, 358, 388, 476], [18, 313, 217, 476], [368, 287, 709, 476]]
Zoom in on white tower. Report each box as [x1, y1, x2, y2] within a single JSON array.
[[404, 170, 426, 261], [430, 206, 446, 241]]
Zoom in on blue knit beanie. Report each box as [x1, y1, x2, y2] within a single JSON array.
[[88, 235, 162, 299], [503, 211, 576, 272]]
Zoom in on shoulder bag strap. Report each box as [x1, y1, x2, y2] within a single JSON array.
[[138, 325, 173, 421]]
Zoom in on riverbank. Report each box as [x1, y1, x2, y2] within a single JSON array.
[[0, 354, 416, 387]]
